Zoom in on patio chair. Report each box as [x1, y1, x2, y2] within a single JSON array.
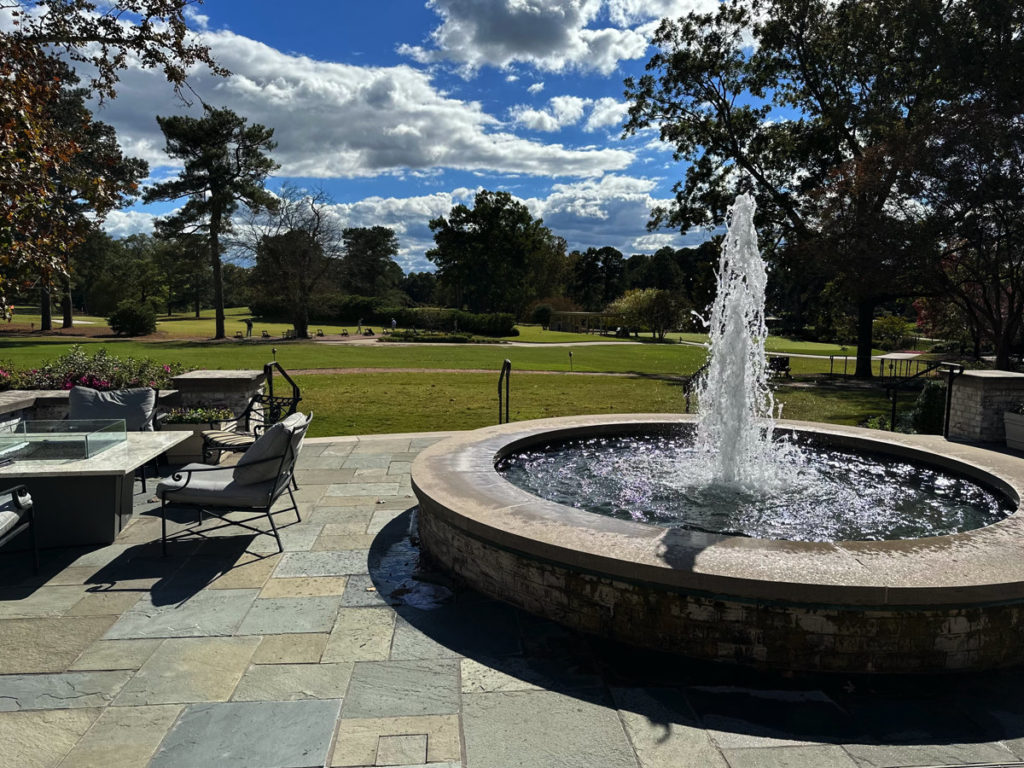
[[68, 386, 160, 491], [158, 411, 312, 554], [201, 391, 301, 464], [0, 485, 37, 573]]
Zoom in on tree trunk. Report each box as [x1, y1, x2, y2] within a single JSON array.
[[40, 283, 52, 331], [210, 208, 225, 339], [61, 274, 73, 328], [854, 298, 875, 379]]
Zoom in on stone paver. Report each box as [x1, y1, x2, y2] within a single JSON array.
[[462, 689, 638, 768], [236, 594, 342, 634], [341, 659, 461, 719], [69, 638, 164, 671], [323, 607, 396, 662], [275, 549, 369, 577], [331, 714, 462, 767], [231, 661, 353, 701], [56, 704, 183, 768], [0, 616, 116, 673], [150, 699, 342, 768], [0, 670, 134, 711], [7, 433, 1024, 768], [0, 709, 101, 768], [252, 632, 329, 664], [104, 588, 259, 639], [114, 636, 259, 705]]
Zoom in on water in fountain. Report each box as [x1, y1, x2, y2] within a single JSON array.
[[496, 194, 1013, 541], [694, 193, 799, 489]]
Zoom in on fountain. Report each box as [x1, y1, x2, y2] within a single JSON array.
[[411, 196, 1024, 674]]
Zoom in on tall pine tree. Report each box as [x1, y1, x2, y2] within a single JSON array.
[[145, 106, 278, 339]]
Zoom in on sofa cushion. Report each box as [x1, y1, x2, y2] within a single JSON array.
[[68, 386, 156, 431]]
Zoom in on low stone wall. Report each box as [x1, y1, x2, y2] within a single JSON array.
[[418, 508, 1024, 674], [0, 370, 266, 423], [948, 370, 1024, 442]]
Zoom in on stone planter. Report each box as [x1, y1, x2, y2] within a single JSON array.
[[161, 421, 231, 464], [1005, 411, 1024, 451]]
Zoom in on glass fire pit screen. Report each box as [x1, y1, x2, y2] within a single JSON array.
[[0, 419, 127, 461]]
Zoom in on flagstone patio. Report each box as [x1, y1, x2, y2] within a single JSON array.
[[4, 432, 1024, 768]]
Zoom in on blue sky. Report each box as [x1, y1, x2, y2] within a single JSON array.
[[88, 0, 719, 271]]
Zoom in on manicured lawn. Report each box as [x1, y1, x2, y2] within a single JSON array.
[[297, 372, 891, 437], [0, 337, 711, 375]]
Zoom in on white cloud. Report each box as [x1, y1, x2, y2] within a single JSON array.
[[94, 27, 634, 180], [399, 0, 719, 74], [103, 177, 710, 270], [101, 209, 159, 238], [527, 82, 545, 94], [584, 97, 627, 132]]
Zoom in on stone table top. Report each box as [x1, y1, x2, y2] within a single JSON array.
[[0, 431, 189, 478]]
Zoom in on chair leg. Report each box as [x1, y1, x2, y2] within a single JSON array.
[[287, 486, 301, 523], [161, 498, 168, 557], [265, 507, 284, 553], [28, 508, 39, 574]]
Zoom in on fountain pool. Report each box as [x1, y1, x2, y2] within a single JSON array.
[[411, 193, 1024, 673], [411, 414, 1024, 673]]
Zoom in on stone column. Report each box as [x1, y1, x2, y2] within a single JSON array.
[[168, 370, 266, 414], [947, 370, 1024, 442]]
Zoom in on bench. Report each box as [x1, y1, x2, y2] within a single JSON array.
[[768, 356, 791, 378]]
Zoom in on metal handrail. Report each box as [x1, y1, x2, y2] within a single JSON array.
[[498, 359, 511, 424], [264, 361, 301, 404], [884, 359, 954, 431]]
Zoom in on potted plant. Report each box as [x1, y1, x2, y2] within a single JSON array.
[[1004, 404, 1024, 450], [160, 406, 235, 463]]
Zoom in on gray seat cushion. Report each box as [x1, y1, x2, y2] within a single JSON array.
[[69, 386, 156, 431], [232, 412, 307, 485], [0, 508, 21, 537], [157, 464, 277, 508]]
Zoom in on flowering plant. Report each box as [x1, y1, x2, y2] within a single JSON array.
[[0, 345, 190, 392]]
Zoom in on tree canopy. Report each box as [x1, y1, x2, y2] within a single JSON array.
[[0, 0, 222, 311], [625, 0, 1024, 375], [145, 106, 278, 339], [428, 190, 567, 317]]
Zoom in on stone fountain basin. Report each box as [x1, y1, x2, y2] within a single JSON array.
[[411, 414, 1024, 673]]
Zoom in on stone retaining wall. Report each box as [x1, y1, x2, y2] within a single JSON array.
[[418, 505, 1024, 673], [948, 370, 1024, 442]]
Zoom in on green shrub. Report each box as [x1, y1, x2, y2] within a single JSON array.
[[530, 304, 553, 328], [873, 315, 910, 350], [907, 381, 947, 434], [108, 302, 157, 336], [162, 405, 235, 424]]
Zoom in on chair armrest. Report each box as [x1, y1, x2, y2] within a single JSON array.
[[0, 484, 32, 510]]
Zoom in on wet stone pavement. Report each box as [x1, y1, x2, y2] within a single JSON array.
[[3, 433, 1024, 767]]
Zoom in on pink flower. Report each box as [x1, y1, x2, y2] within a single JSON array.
[[163, 364, 171, 373]]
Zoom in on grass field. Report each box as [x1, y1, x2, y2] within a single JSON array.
[[0, 307, 899, 436], [296, 372, 891, 437]]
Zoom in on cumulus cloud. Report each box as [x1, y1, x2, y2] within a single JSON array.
[[102, 177, 709, 271], [399, 0, 718, 74], [527, 82, 545, 94], [509, 94, 627, 133], [93, 27, 633, 180]]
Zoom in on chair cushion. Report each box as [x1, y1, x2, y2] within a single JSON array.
[[0, 507, 21, 537], [232, 412, 306, 485], [157, 464, 277, 508], [69, 386, 156, 431], [201, 431, 256, 450]]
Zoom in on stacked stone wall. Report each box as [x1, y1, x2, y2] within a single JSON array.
[[948, 371, 1024, 442]]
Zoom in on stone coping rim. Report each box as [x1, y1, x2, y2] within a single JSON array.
[[411, 414, 1024, 607]]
